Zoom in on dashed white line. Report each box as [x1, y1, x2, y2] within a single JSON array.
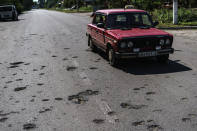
[[70, 59, 119, 124]]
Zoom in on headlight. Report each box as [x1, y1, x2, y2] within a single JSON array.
[[120, 42, 127, 48], [166, 39, 171, 45], [128, 41, 134, 48], [160, 39, 165, 46]]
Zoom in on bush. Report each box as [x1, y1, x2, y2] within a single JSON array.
[[152, 8, 197, 24]]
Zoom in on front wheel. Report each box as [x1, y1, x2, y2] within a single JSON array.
[[108, 48, 118, 66], [157, 54, 169, 63], [88, 37, 97, 52]]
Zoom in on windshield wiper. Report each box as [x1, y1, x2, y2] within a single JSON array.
[[138, 25, 151, 29], [120, 27, 132, 30]]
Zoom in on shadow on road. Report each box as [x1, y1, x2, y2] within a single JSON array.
[[96, 50, 192, 75], [0, 19, 24, 22], [116, 59, 192, 75]]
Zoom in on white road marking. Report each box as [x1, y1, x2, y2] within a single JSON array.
[[73, 60, 79, 67], [71, 59, 119, 124], [96, 99, 119, 124], [79, 72, 92, 86]]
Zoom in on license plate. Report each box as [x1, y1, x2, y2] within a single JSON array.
[[138, 51, 157, 57]]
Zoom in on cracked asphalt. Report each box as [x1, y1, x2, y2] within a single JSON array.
[[1, 9, 197, 131]]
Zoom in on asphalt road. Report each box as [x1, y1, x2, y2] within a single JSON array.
[[0, 9, 197, 131]]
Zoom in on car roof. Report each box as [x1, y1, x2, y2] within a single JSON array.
[[96, 9, 146, 15]]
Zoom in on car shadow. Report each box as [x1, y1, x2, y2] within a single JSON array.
[[96, 50, 192, 75], [0, 18, 24, 22], [116, 59, 192, 75]]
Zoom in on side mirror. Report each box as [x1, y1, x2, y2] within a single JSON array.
[[97, 23, 104, 28], [153, 21, 159, 27]]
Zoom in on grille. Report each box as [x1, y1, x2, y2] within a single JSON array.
[[122, 35, 171, 52]]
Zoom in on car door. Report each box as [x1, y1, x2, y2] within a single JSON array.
[[96, 14, 106, 50], [91, 13, 106, 50]]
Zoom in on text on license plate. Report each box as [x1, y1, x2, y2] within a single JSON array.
[[138, 51, 157, 57]]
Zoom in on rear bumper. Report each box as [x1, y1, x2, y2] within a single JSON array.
[[115, 48, 174, 59]]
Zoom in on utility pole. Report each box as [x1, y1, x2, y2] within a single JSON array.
[[76, 0, 79, 12], [173, 0, 178, 24]]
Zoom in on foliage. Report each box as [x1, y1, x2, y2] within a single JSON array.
[[0, 0, 33, 13], [152, 8, 197, 24]]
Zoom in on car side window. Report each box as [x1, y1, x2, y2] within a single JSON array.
[[142, 15, 152, 26], [93, 14, 105, 25]]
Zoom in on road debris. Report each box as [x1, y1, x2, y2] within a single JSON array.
[[14, 86, 26, 91], [42, 99, 49, 101], [132, 120, 145, 126], [89, 67, 98, 70], [66, 66, 77, 71], [37, 83, 44, 86], [147, 124, 162, 131], [182, 118, 191, 122], [10, 62, 24, 65], [0, 117, 8, 122], [92, 119, 105, 124], [55, 97, 63, 101], [23, 123, 36, 130], [68, 90, 99, 104], [146, 92, 156, 95], [120, 103, 147, 109], [39, 108, 51, 113]]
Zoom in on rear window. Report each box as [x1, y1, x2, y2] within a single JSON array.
[[0, 7, 12, 12]]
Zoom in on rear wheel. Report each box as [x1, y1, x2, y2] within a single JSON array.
[[108, 48, 118, 66], [157, 54, 169, 63], [88, 37, 97, 52]]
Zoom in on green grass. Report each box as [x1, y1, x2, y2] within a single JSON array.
[[157, 21, 197, 28], [48, 6, 92, 13]]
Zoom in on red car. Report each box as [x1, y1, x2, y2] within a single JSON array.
[[86, 9, 174, 66]]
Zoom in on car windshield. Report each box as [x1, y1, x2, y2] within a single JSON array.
[[0, 7, 12, 12], [107, 13, 153, 29]]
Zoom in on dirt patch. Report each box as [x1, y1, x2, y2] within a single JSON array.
[[146, 92, 156, 95], [89, 67, 98, 70], [72, 56, 78, 58], [8, 65, 19, 68], [16, 79, 23, 81], [23, 123, 36, 130], [68, 90, 99, 104], [132, 120, 145, 126], [14, 86, 26, 91], [120, 103, 147, 110], [24, 63, 30, 65], [37, 83, 44, 86], [66, 66, 77, 71], [147, 124, 162, 131], [10, 62, 24, 65], [92, 119, 105, 124], [39, 108, 51, 113], [42, 99, 49, 101], [55, 97, 63, 101], [182, 118, 191, 122], [0, 117, 8, 122], [39, 73, 45, 76], [63, 57, 69, 61], [40, 66, 46, 70]]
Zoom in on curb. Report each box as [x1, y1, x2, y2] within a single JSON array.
[[158, 26, 197, 30]]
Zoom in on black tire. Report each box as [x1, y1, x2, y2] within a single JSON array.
[[108, 48, 118, 66], [88, 37, 97, 52], [157, 54, 169, 63], [15, 15, 18, 21]]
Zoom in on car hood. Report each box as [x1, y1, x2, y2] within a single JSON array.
[[107, 28, 171, 40]]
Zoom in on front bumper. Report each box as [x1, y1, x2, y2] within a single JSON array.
[[115, 48, 174, 59]]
